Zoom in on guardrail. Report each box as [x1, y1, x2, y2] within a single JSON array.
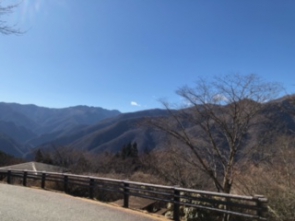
[[0, 169, 268, 221]]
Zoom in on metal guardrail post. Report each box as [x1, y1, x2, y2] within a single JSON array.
[[41, 172, 46, 189], [254, 195, 268, 219], [7, 170, 11, 184], [89, 178, 95, 199], [23, 171, 27, 186], [123, 181, 129, 208], [64, 175, 68, 193], [173, 187, 180, 221]]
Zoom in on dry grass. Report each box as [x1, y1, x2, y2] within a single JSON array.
[[235, 137, 295, 221]]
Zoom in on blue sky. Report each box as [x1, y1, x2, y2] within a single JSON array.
[[1, 0, 295, 112]]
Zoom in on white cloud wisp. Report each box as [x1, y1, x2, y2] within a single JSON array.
[[131, 101, 141, 107]]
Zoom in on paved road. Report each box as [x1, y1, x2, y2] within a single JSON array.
[[0, 184, 163, 221]]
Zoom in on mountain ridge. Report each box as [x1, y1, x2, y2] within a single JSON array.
[[1, 96, 295, 159], [0, 102, 122, 156]]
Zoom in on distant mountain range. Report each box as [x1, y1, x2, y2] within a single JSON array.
[[0, 102, 121, 157], [0, 96, 294, 159]]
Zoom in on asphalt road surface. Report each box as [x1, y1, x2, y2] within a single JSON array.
[[0, 183, 163, 221]]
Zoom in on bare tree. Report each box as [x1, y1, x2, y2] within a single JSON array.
[[148, 74, 282, 193], [0, 1, 22, 35]]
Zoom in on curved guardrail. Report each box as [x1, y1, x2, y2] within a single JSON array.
[[0, 169, 268, 221]]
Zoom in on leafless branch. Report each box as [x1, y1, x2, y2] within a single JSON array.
[[146, 73, 283, 193], [0, 1, 23, 35]]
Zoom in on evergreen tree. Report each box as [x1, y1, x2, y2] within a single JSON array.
[[131, 142, 138, 158], [35, 149, 44, 162]]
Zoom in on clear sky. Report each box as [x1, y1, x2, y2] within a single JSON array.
[[1, 0, 295, 112]]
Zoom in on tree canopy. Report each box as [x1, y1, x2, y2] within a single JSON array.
[[148, 74, 282, 193]]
